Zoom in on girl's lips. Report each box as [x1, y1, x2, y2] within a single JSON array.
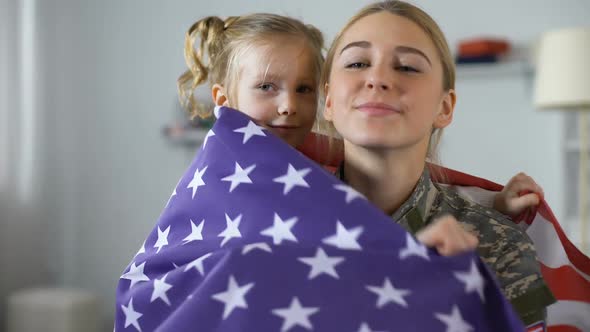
[[268, 125, 301, 136]]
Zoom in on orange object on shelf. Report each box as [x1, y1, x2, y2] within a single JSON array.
[[458, 38, 511, 57]]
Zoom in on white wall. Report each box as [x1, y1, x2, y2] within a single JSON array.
[[23, 0, 590, 329]]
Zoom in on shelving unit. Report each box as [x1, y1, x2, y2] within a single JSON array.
[[455, 59, 533, 79]]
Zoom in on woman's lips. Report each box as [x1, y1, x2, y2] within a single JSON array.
[[356, 102, 401, 116]]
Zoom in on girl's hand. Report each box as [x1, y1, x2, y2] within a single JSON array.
[[416, 214, 478, 256], [494, 172, 544, 218]]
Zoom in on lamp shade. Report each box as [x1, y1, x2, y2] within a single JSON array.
[[533, 27, 590, 109]]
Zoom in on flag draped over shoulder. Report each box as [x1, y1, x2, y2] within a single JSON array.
[[435, 167, 590, 332], [114, 107, 524, 332]]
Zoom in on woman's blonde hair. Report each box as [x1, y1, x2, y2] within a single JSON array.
[[320, 1, 455, 169], [178, 13, 325, 119]]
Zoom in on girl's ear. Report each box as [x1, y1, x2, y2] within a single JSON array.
[[434, 89, 456, 129], [212, 84, 229, 106], [323, 83, 334, 121]]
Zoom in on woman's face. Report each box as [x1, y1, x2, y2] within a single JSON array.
[[324, 12, 455, 153]]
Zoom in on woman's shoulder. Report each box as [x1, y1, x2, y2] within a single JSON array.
[[432, 184, 555, 318], [433, 184, 528, 239]]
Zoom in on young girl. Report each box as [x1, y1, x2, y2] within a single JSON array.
[[177, 13, 541, 257], [319, 1, 554, 327]]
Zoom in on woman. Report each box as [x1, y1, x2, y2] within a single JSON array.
[[320, 1, 555, 327]]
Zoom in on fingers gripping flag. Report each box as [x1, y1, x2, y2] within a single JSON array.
[[115, 107, 523, 332]]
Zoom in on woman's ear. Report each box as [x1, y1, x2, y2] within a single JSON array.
[[323, 83, 334, 121], [212, 84, 229, 107], [434, 89, 456, 129]]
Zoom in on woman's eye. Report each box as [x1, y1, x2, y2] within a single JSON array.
[[397, 65, 419, 73], [345, 62, 368, 69]]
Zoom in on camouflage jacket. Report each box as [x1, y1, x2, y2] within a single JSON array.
[[337, 166, 556, 325]]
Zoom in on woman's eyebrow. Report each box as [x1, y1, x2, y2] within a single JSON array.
[[395, 45, 431, 66], [339, 40, 371, 55]]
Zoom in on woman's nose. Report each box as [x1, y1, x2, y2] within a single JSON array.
[[365, 77, 391, 90], [365, 67, 393, 91]]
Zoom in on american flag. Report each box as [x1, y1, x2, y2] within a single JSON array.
[[114, 106, 524, 332], [435, 167, 590, 332]]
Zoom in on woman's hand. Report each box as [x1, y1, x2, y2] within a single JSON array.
[[416, 214, 478, 256], [494, 172, 544, 217]]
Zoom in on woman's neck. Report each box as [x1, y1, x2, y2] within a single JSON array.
[[343, 142, 426, 215]]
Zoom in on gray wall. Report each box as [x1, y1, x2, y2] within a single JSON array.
[[2, 0, 590, 330]]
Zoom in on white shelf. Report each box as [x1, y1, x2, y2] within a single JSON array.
[[456, 60, 533, 79], [165, 129, 209, 147]]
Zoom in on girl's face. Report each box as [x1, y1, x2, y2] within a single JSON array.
[[231, 36, 318, 148], [324, 12, 455, 153]]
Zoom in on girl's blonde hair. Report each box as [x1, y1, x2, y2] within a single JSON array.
[[320, 1, 455, 170], [178, 13, 325, 119]]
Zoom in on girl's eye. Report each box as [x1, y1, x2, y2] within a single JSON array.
[[345, 62, 368, 69], [258, 83, 275, 91], [296, 85, 314, 94]]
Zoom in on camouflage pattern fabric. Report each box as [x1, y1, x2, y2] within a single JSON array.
[[338, 166, 556, 325]]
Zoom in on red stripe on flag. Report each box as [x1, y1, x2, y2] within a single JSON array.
[[434, 164, 590, 277], [536, 204, 590, 277], [548, 325, 582, 332], [541, 265, 590, 302]]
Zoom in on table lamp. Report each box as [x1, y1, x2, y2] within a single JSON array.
[[534, 27, 590, 252]]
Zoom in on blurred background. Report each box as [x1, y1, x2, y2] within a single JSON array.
[[1, 0, 589, 330]]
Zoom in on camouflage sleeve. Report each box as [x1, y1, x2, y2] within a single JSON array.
[[489, 222, 556, 325]]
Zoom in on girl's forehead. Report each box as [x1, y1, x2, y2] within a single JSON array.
[[239, 39, 318, 75]]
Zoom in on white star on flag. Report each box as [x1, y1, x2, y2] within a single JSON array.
[[334, 184, 365, 203], [272, 297, 320, 332], [134, 241, 146, 257], [273, 164, 311, 195], [166, 188, 177, 207], [322, 221, 363, 250], [154, 226, 171, 253], [182, 219, 205, 244], [357, 322, 384, 332], [298, 247, 345, 280], [218, 213, 242, 247], [366, 277, 411, 308], [203, 129, 215, 148], [211, 275, 255, 320], [222, 162, 256, 192], [260, 213, 298, 245], [121, 298, 143, 331], [399, 233, 430, 261], [234, 120, 266, 144], [242, 242, 273, 255], [184, 252, 213, 276], [121, 262, 150, 288], [454, 260, 485, 302], [151, 274, 173, 306], [434, 305, 474, 332], [166, 177, 182, 207], [187, 166, 207, 199]]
